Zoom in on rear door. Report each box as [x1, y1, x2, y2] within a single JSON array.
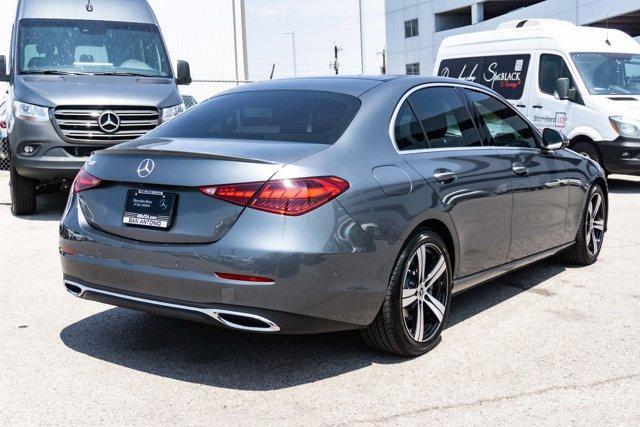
[[396, 85, 512, 277], [462, 87, 571, 260]]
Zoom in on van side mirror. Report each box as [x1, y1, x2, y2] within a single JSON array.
[[542, 128, 569, 151], [0, 56, 9, 82], [554, 77, 576, 101], [176, 60, 191, 85]]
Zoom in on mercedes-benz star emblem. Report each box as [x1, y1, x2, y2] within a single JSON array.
[[97, 111, 121, 134], [137, 159, 155, 178]]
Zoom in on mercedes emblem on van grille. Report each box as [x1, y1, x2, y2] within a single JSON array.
[[97, 111, 121, 134], [137, 159, 155, 178]]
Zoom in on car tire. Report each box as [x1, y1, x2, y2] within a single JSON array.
[[573, 141, 604, 170], [561, 184, 606, 265], [362, 229, 452, 357], [10, 160, 37, 215]]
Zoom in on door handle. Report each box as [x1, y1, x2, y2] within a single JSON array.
[[433, 169, 457, 183], [512, 162, 529, 175], [516, 104, 526, 108], [532, 105, 543, 109]]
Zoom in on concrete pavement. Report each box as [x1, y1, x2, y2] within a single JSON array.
[[1, 171, 639, 425]]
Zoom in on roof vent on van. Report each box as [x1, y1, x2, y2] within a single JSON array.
[[497, 19, 576, 30]]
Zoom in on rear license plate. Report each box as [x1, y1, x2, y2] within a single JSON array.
[[123, 189, 176, 230]]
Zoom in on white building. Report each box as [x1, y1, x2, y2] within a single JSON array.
[[385, 0, 640, 76]]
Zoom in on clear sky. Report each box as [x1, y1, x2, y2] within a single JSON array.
[[245, 0, 386, 80]]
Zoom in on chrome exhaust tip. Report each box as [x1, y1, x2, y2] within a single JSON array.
[[208, 309, 280, 332], [64, 281, 85, 297]]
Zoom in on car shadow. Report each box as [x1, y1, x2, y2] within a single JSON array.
[[60, 259, 569, 391], [11, 191, 68, 221], [607, 175, 640, 194]]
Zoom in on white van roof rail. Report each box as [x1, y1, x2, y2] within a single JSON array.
[[496, 19, 576, 31]]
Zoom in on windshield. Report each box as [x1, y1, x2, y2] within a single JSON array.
[[571, 52, 640, 95], [18, 19, 171, 77]]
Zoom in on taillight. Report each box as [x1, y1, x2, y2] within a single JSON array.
[[72, 169, 102, 193], [0, 121, 6, 129], [199, 176, 349, 216]]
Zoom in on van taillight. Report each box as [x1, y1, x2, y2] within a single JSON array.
[[72, 169, 102, 193], [198, 176, 349, 216]]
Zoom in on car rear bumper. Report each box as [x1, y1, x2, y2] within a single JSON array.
[[599, 137, 640, 175], [60, 195, 391, 333]]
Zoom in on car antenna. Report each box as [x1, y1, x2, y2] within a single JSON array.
[[605, 15, 611, 46], [86, 0, 94, 12]]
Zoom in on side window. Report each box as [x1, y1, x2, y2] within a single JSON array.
[[408, 87, 481, 149], [464, 89, 537, 149], [394, 100, 428, 151], [539, 54, 575, 95]]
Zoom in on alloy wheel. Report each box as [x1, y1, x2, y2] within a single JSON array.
[[586, 192, 605, 256], [401, 243, 448, 343]]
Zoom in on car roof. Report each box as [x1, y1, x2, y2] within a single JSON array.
[[217, 75, 482, 98]]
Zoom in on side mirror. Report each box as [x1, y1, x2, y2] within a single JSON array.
[[0, 55, 9, 82], [176, 60, 191, 85], [554, 77, 576, 101], [542, 128, 569, 151]]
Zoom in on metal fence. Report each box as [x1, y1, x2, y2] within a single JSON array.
[[1, 137, 8, 171]]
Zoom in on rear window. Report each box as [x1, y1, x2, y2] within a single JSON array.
[[148, 90, 361, 144]]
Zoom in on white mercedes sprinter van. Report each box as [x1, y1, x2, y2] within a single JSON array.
[[435, 19, 640, 176]]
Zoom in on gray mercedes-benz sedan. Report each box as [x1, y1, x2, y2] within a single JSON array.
[[60, 76, 607, 356]]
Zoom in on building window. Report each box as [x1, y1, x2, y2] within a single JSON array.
[[406, 62, 420, 75], [404, 19, 419, 38]]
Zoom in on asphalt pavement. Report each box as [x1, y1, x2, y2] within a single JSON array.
[[1, 171, 639, 425]]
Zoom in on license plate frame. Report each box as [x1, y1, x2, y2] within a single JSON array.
[[122, 189, 177, 230]]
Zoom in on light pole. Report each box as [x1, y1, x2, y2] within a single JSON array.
[[358, 0, 364, 74], [284, 31, 297, 77]]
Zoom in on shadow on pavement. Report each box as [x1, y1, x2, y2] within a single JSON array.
[[11, 191, 68, 221], [60, 258, 568, 390], [607, 175, 640, 194]]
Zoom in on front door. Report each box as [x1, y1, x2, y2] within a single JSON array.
[[396, 86, 512, 277], [528, 52, 580, 134], [462, 87, 571, 260]]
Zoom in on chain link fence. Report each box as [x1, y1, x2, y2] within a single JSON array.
[[1, 135, 8, 171]]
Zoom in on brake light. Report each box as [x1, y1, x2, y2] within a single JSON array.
[[199, 176, 349, 216], [72, 169, 102, 193], [0, 121, 6, 129]]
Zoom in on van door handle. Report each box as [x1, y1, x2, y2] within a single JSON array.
[[532, 105, 543, 109], [516, 104, 526, 108], [433, 169, 457, 183], [512, 162, 529, 175]]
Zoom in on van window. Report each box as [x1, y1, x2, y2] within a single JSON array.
[[437, 54, 530, 100], [464, 89, 537, 149], [539, 54, 576, 95], [147, 90, 361, 144], [408, 87, 481, 149], [394, 101, 428, 151]]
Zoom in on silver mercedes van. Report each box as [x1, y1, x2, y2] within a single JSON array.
[[0, 0, 191, 214]]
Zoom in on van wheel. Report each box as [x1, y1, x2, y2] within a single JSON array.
[[561, 184, 605, 265], [573, 142, 604, 169], [361, 229, 452, 356], [10, 161, 37, 215]]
